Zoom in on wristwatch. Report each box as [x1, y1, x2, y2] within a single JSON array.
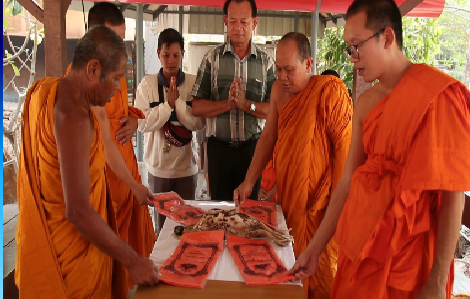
[[250, 101, 256, 112]]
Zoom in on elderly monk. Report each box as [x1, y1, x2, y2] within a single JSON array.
[[289, 1, 470, 299], [85, 2, 155, 290], [235, 32, 353, 299], [15, 26, 159, 299]]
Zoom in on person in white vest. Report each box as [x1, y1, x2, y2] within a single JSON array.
[[135, 28, 205, 233]]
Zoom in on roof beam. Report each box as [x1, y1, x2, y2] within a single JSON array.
[[143, 4, 150, 11], [120, 3, 130, 12], [16, 0, 44, 23], [399, 0, 424, 16], [153, 5, 168, 21], [326, 13, 337, 24]]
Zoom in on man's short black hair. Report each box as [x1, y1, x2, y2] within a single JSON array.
[[158, 28, 184, 52], [71, 25, 127, 79], [346, 0, 403, 49], [88, 2, 125, 28], [223, 0, 257, 18], [279, 32, 311, 61], [321, 69, 340, 78]]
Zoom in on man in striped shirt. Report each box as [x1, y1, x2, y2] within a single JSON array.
[[192, 0, 276, 201]]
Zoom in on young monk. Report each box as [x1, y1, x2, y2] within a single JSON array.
[[289, 1, 470, 298], [86, 3, 155, 290], [234, 32, 353, 299], [16, 26, 159, 299]]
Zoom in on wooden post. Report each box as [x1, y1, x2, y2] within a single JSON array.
[[352, 69, 372, 104], [44, 0, 71, 77]]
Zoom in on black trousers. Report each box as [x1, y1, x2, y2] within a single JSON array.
[[207, 137, 261, 201]]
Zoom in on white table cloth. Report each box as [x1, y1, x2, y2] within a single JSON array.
[[149, 200, 301, 285]]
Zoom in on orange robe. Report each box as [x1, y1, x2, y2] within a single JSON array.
[[105, 77, 155, 289], [15, 78, 127, 299], [333, 64, 470, 298], [276, 76, 353, 299], [261, 146, 278, 202], [65, 64, 154, 289]]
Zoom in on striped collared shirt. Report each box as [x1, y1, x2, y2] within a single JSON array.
[[191, 39, 276, 142]]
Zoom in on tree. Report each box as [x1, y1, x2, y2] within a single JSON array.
[[3, 0, 44, 162], [317, 17, 441, 92], [438, 0, 470, 87]]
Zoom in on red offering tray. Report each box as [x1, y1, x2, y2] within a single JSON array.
[[239, 199, 277, 228], [159, 231, 225, 288], [153, 192, 205, 226], [227, 234, 295, 286]]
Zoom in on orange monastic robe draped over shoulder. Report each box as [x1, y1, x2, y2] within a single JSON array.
[[66, 63, 154, 289], [105, 77, 155, 289], [333, 64, 470, 299], [15, 78, 127, 299], [276, 75, 353, 299]]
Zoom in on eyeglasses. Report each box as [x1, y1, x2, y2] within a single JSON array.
[[343, 29, 385, 60]]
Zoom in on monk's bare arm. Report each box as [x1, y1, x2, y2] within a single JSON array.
[[233, 81, 282, 204], [92, 106, 153, 205], [54, 105, 138, 269], [425, 191, 464, 289], [244, 81, 280, 184], [92, 106, 140, 190]]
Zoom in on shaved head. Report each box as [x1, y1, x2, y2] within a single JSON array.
[[71, 25, 127, 79], [279, 32, 311, 61], [88, 2, 125, 28], [346, 0, 403, 49]]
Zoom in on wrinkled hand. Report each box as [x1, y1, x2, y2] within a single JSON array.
[[416, 280, 446, 299], [234, 180, 253, 206], [288, 246, 320, 279], [127, 255, 160, 286], [259, 184, 277, 202], [168, 77, 180, 109], [132, 184, 155, 206], [116, 116, 138, 145], [229, 78, 247, 111]]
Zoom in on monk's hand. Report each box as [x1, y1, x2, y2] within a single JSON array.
[[116, 116, 138, 145], [168, 77, 179, 109], [259, 185, 277, 202], [132, 184, 155, 206], [288, 245, 320, 279], [416, 278, 446, 299], [127, 255, 160, 286], [234, 180, 252, 206]]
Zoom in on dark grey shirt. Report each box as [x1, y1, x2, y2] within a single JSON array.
[[191, 39, 276, 142]]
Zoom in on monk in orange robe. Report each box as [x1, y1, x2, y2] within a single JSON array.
[[289, 1, 469, 298], [235, 32, 353, 299], [67, 3, 156, 289], [15, 26, 159, 299], [259, 147, 278, 202]]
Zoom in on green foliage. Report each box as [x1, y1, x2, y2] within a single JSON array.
[[317, 17, 441, 91], [436, 0, 469, 71], [316, 27, 353, 92]]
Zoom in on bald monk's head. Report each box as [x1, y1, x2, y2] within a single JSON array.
[[343, 0, 404, 82], [88, 2, 125, 39], [276, 32, 314, 96], [70, 25, 127, 106]]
